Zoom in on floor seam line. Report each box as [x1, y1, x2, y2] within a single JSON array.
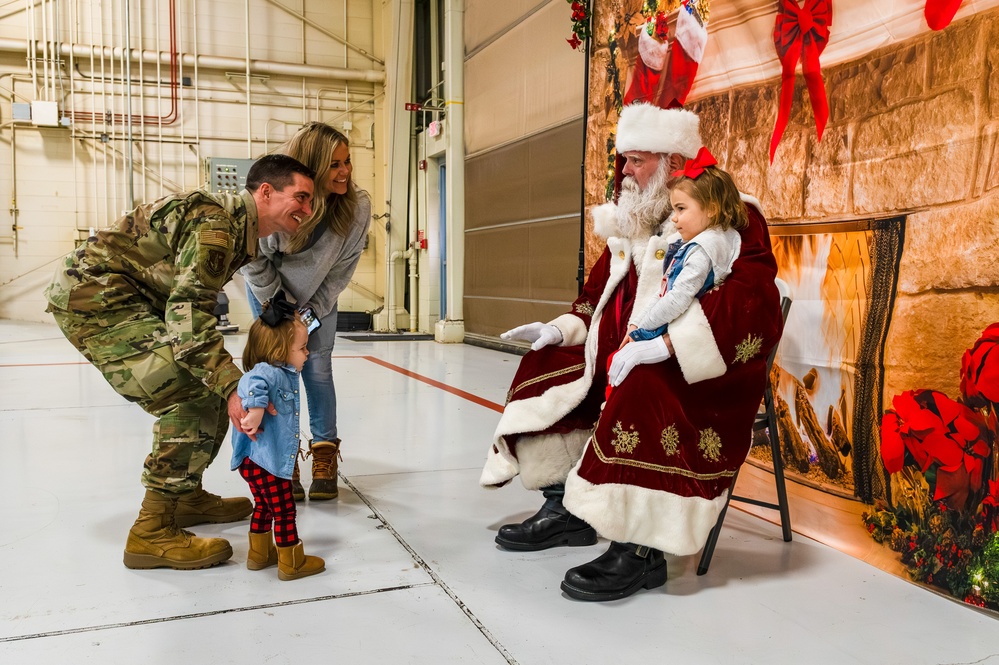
[[0, 583, 436, 643], [339, 472, 521, 665]]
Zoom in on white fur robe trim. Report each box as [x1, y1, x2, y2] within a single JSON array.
[[590, 202, 618, 240], [480, 234, 641, 487], [564, 455, 729, 555]]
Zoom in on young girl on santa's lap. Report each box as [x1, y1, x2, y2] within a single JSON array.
[[609, 147, 748, 387]]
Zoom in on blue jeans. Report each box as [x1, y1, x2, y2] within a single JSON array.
[[245, 285, 338, 442]]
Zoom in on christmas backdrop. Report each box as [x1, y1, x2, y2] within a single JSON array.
[[580, 0, 999, 613]]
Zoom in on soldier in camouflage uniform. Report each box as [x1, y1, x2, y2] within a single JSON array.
[[45, 154, 316, 571]]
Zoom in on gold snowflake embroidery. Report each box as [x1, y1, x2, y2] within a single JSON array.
[[734, 334, 763, 363], [698, 428, 722, 462], [661, 425, 679, 456], [611, 421, 640, 454], [574, 301, 595, 316]]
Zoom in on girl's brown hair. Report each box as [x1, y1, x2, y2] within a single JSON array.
[[242, 316, 303, 372], [671, 166, 748, 231], [277, 122, 362, 254]]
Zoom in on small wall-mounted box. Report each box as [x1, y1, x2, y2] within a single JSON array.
[[31, 100, 60, 126], [12, 103, 31, 121]]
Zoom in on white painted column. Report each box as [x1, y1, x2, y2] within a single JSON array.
[[435, 0, 465, 343]]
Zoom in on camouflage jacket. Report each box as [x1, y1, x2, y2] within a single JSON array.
[[45, 190, 260, 399]]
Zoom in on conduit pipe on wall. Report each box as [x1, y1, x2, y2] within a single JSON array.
[[388, 247, 416, 332], [406, 128, 420, 332], [64, 0, 179, 126], [0, 37, 386, 86]]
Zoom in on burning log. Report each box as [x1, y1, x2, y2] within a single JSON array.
[[774, 388, 811, 473], [828, 403, 851, 457], [794, 381, 846, 479]]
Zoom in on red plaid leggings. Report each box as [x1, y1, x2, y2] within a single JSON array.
[[238, 457, 299, 546]]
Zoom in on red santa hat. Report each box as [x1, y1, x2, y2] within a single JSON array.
[[615, 102, 702, 159]]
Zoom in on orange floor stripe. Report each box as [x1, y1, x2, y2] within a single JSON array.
[[340, 354, 504, 413]]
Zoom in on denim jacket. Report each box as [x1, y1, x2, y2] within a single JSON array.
[[230, 362, 301, 479]]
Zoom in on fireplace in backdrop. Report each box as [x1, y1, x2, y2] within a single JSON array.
[[751, 217, 906, 504]]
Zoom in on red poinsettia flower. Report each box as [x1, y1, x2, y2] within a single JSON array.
[[961, 322, 999, 408], [880, 389, 991, 509], [567, 34, 582, 50], [881, 391, 942, 473], [981, 480, 999, 508]]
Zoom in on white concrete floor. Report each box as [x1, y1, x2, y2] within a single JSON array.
[[2, 319, 998, 665]]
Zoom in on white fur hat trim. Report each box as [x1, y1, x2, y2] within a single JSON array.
[[616, 103, 702, 158]]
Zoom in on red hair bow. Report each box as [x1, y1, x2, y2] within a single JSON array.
[[672, 146, 717, 180]]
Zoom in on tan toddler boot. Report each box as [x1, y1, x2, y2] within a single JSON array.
[[276, 541, 325, 581], [247, 531, 278, 570]]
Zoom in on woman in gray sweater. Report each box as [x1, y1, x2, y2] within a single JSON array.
[[241, 122, 371, 501]]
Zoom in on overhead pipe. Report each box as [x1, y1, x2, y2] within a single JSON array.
[[0, 37, 386, 84]]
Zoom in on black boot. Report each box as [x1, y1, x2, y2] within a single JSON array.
[[560, 541, 667, 602], [495, 484, 597, 552]]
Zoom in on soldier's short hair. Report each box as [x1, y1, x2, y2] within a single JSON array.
[[245, 154, 315, 193]]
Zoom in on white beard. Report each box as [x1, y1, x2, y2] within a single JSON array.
[[615, 160, 673, 241]]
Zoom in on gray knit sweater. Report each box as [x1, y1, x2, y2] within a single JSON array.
[[241, 192, 371, 319]]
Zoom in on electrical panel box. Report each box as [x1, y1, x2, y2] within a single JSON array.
[[207, 157, 257, 194]]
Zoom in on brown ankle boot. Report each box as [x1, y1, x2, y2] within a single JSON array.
[[308, 439, 341, 501], [124, 490, 233, 570], [276, 541, 325, 581], [291, 453, 306, 502], [174, 483, 253, 527], [247, 531, 278, 570]]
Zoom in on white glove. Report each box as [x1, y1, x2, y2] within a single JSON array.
[[500, 322, 564, 351], [608, 336, 671, 386]]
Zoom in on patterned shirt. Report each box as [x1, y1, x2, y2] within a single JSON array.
[[44, 190, 260, 399]]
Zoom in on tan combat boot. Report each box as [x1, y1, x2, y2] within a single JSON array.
[[174, 483, 253, 528], [291, 452, 306, 502], [247, 531, 279, 570], [308, 439, 341, 501], [276, 541, 325, 581], [123, 490, 233, 570]]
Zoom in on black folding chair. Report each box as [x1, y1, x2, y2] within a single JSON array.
[[697, 280, 793, 575]]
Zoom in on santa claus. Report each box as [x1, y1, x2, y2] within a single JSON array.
[[481, 102, 784, 602]]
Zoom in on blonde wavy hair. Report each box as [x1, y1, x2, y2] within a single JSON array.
[[242, 316, 303, 372], [670, 166, 748, 232], [277, 122, 360, 254]]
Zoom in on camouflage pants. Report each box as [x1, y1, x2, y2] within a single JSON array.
[[52, 309, 228, 496]]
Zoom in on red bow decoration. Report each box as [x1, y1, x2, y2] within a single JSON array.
[[672, 146, 717, 179], [924, 0, 962, 30], [769, 0, 832, 163]]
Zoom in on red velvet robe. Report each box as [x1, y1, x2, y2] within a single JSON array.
[[482, 198, 782, 556]]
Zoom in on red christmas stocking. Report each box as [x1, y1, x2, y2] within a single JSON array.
[[624, 25, 669, 105], [925, 0, 962, 30], [657, 5, 708, 107], [624, 51, 663, 106]]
